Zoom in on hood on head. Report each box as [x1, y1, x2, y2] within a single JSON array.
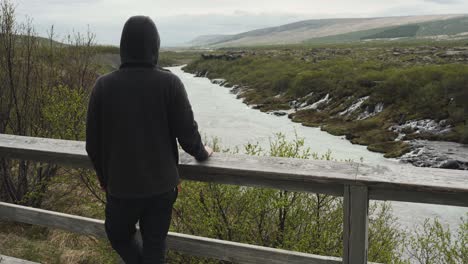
[[120, 16, 160, 67]]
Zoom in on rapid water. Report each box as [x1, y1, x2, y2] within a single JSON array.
[[169, 66, 467, 235]]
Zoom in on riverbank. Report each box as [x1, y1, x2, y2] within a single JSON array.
[[182, 45, 468, 169], [201, 74, 468, 169], [169, 65, 468, 251]]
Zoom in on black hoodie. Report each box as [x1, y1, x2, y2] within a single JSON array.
[[86, 16, 208, 198]]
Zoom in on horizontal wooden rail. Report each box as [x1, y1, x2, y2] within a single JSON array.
[[0, 254, 40, 264], [0, 134, 467, 207], [1, 133, 467, 264], [0, 202, 342, 264]]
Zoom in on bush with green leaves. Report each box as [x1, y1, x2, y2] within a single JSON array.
[[170, 133, 406, 263], [406, 216, 467, 264]]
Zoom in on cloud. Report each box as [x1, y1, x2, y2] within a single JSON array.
[[423, 0, 461, 4], [13, 0, 468, 46], [156, 12, 314, 46]]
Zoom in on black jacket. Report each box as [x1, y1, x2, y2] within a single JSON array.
[[86, 16, 208, 198]]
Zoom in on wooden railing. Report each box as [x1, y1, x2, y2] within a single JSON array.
[[0, 133, 467, 264]]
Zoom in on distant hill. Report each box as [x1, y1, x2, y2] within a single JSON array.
[[361, 24, 421, 40], [188, 34, 231, 46], [12, 35, 65, 47], [308, 16, 468, 44], [188, 14, 468, 47]]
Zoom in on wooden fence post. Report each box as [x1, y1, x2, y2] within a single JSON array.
[[343, 185, 369, 264]]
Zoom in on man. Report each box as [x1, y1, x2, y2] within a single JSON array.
[[85, 16, 213, 264]]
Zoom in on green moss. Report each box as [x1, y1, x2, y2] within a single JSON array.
[[453, 124, 468, 144], [302, 122, 321, 127], [258, 103, 290, 112], [321, 124, 349, 136], [368, 141, 412, 158], [351, 129, 397, 145], [291, 110, 329, 125]]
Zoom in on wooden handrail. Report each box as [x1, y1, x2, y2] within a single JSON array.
[[0, 133, 467, 263], [0, 202, 342, 264], [0, 254, 40, 264]]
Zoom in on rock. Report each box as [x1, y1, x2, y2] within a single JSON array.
[[437, 50, 468, 58], [299, 94, 331, 111], [439, 119, 449, 127], [230, 85, 243, 94], [399, 140, 468, 170], [422, 56, 433, 62], [211, 79, 226, 85], [339, 96, 369, 116], [201, 53, 244, 61], [390, 119, 451, 135], [194, 70, 207, 77], [251, 104, 264, 110], [270, 111, 287, 117], [357, 102, 384, 120], [439, 160, 460, 170]]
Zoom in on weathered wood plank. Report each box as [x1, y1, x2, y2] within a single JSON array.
[[0, 133, 467, 206], [0, 134, 91, 168], [0, 133, 357, 196], [0, 202, 342, 264], [0, 202, 106, 237], [343, 185, 369, 264], [0, 255, 40, 264], [178, 155, 350, 195], [167, 232, 342, 264], [357, 163, 468, 207]]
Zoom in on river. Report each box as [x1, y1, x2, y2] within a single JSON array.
[[168, 65, 467, 235]]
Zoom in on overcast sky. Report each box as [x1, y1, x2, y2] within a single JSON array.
[[14, 0, 468, 46]]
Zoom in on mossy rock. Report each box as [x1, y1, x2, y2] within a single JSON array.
[[368, 141, 412, 158], [351, 129, 397, 145], [293, 110, 330, 124], [259, 103, 290, 112], [452, 124, 468, 143], [302, 122, 321, 127], [349, 119, 383, 132], [321, 124, 349, 136]]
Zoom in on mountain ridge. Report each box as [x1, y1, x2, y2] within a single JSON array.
[[188, 14, 468, 47]]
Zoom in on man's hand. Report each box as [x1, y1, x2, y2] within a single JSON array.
[[205, 146, 214, 157]]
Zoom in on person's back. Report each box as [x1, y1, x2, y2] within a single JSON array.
[[86, 16, 212, 264]]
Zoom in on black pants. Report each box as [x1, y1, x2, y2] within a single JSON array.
[[105, 187, 178, 264]]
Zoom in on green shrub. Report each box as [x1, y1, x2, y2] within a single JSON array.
[[171, 134, 406, 263]]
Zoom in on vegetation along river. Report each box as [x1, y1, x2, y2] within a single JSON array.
[[168, 65, 468, 234]]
